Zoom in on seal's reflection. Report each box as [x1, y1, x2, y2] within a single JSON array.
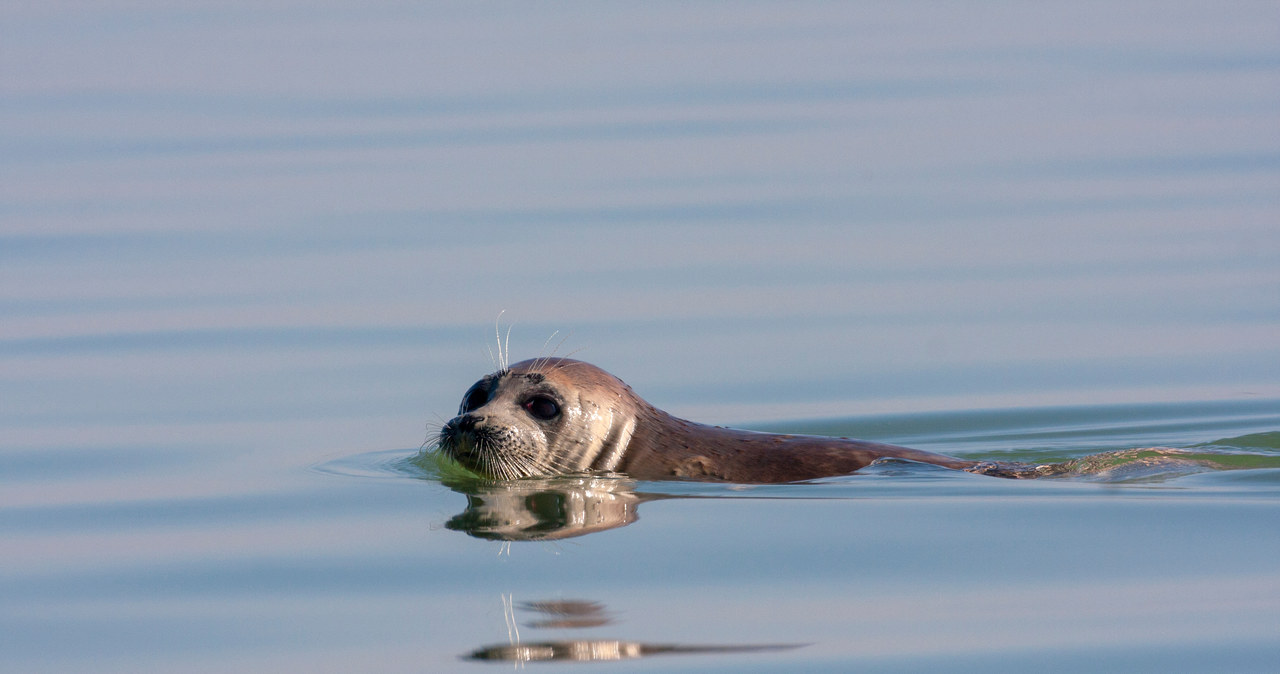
[[468, 640, 802, 662], [442, 474, 659, 541], [465, 596, 805, 664]]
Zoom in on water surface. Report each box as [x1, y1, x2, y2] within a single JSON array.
[[2, 2, 1278, 672]]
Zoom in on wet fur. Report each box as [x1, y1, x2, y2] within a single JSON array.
[[437, 357, 986, 483]]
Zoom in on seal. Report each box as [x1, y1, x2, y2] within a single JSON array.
[[436, 357, 990, 482]]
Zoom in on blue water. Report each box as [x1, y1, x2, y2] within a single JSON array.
[[3, 2, 1279, 672]]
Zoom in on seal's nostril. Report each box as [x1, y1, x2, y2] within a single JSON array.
[[457, 414, 484, 431]]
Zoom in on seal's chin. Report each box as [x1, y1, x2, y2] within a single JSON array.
[[437, 426, 479, 470]]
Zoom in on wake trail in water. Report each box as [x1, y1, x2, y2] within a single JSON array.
[[968, 432, 1280, 482]]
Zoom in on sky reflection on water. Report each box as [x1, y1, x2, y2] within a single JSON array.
[[2, 2, 1279, 672]]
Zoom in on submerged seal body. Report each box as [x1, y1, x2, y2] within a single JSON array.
[[437, 357, 982, 483]]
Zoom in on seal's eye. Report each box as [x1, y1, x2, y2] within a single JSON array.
[[523, 395, 560, 421], [461, 384, 489, 413]]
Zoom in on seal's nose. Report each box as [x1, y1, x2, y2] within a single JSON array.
[[441, 414, 476, 436], [456, 413, 484, 432]]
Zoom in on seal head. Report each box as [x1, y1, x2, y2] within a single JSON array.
[[438, 358, 640, 479]]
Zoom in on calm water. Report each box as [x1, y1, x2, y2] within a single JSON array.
[[3, 2, 1279, 672]]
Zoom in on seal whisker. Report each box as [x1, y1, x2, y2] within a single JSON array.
[[537, 331, 579, 373], [486, 311, 515, 373], [423, 413, 451, 449], [535, 331, 562, 371], [502, 323, 513, 373]]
